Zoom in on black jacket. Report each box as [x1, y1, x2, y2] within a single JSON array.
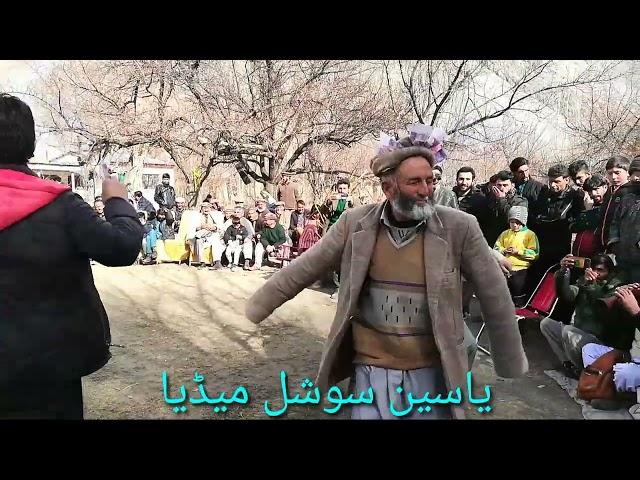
[[154, 184, 176, 210], [598, 183, 632, 251], [516, 179, 546, 220], [0, 166, 143, 385], [609, 181, 640, 265], [453, 186, 491, 241], [135, 195, 156, 215], [223, 224, 250, 244], [534, 186, 584, 254]]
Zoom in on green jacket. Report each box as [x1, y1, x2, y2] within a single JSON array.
[[259, 224, 286, 248], [555, 268, 636, 349]]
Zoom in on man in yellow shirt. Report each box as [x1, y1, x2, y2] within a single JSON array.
[[494, 206, 540, 306]]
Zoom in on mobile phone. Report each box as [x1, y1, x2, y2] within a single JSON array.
[[340, 193, 349, 198], [573, 257, 591, 269]]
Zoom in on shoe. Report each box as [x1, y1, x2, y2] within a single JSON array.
[[250, 265, 262, 271], [561, 361, 580, 380], [230, 265, 238, 272], [211, 261, 223, 270], [244, 260, 251, 270]]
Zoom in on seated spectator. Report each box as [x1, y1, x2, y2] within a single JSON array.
[[139, 212, 160, 265], [251, 212, 286, 270], [571, 174, 608, 258], [297, 207, 322, 255], [252, 198, 270, 231], [289, 200, 309, 246], [173, 196, 187, 233], [540, 254, 629, 378], [93, 199, 105, 220], [224, 206, 256, 268], [431, 165, 458, 208], [223, 205, 234, 223], [581, 283, 640, 409], [493, 206, 539, 306], [189, 202, 225, 269], [223, 215, 253, 271], [133, 190, 156, 216], [156, 208, 175, 240]]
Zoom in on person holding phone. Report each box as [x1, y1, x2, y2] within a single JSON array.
[[540, 254, 628, 378], [0, 94, 143, 418]]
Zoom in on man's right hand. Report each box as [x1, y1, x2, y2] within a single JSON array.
[[492, 186, 506, 199], [101, 178, 128, 202], [560, 254, 575, 269]]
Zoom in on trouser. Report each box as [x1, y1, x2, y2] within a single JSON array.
[[350, 365, 452, 419], [507, 269, 528, 306], [0, 378, 84, 419], [225, 240, 254, 265], [540, 318, 601, 369], [254, 242, 266, 268], [192, 236, 224, 264]]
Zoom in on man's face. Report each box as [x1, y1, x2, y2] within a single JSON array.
[[176, 200, 186, 211], [256, 201, 267, 212], [433, 170, 442, 188], [456, 172, 473, 192], [337, 183, 349, 196], [201, 205, 211, 214], [162, 178, 170, 186], [588, 185, 608, 205], [232, 219, 241, 229], [276, 206, 284, 215], [607, 167, 629, 187], [158, 213, 165, 222], [515, 164, 530, 184], [134, 194, 142, 202], [496, 179, 513, 194], [296, 203, 305, 213], [573, 170, 591, 187], [234, 207, 245, 218], [94, 201, 104, 214], [281, 176, 289, 185], [593, 264, 610, 281], [629, 170, 640, 182], [265, 218, 277, 228], [549, 175, 569, 193], [382, 156, 436, 222]]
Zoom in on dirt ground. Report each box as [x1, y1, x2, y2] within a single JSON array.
[[84, 263, 583, 420]]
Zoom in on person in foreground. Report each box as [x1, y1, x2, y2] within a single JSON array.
[[0, 94, 143, 419], [245, 130, 528, 420]]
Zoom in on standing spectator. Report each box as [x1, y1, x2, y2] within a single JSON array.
[[598, 155, 631, 251], [93, 199, 105, 220], [608, 158, 640, 282], [0, 94, 142, 418], [486, 170, 528, 247], [532, 164, 584, 277], [571, 174, 608, 258], [453, 166, 491, 241], [173, 196, 187, 233], [568, 160, 593, 210], [509, 157, 546, 225], [154, 173, 176, 210], [277, 172, 300, 227], [431, 165, 458, 208]]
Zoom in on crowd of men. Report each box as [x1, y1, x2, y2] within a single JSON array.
[[92, 155, 640, 407]]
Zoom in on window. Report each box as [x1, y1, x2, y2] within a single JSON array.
[[142, 174, 161, 190]]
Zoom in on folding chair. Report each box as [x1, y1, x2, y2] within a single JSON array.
[[475, 264, 560, 356]]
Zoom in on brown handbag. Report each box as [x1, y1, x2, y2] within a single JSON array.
[[577, 349, 631, 401]]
